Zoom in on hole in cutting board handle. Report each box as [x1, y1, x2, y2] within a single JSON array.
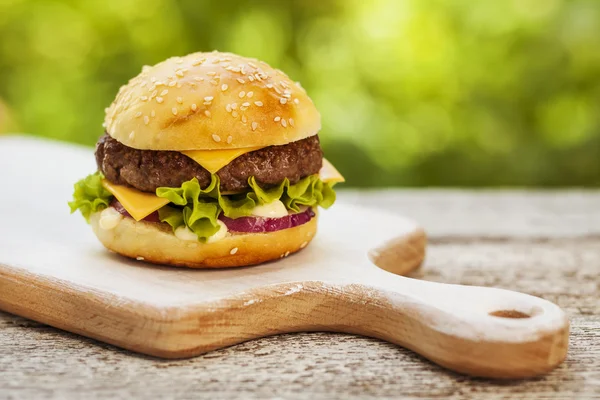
[[489, 310, 531, 319]]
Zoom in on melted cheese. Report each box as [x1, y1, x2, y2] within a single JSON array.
[[101, 180, 170, 221], [100, 158, 344, 222], [320, 158, 345, 183], [181, 146, 264, 174]]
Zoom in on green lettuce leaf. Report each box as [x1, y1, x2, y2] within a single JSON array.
[[68, 172, 113, 222], [155, 175, 336, 241], [69, 171, 337, 240], [156, 178, 222, 241]]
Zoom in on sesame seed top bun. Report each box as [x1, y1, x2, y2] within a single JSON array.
[[103, 51, 321, 151]]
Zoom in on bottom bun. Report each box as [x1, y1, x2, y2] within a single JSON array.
[[89, 209, 318, 268]]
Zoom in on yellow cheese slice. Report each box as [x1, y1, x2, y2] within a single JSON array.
[[101, 180, 170, 221], [320, 158, 345, 183], [181, 146, 264, 174], [101, 157, 343, 221]]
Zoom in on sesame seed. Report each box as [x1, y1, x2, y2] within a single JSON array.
[[221, 84, 228, 91], [281, 119, 287, 127], [160, 89, 168, 96], [172, 107, 178, 115], [280, 98, 287, 104], [168, 81, 177, 87], [237, 78, 245, 84], [229, 247, 238, 255], [242, 102, 250, 107], [212, 134, 221, 142], [140, 81, 147, 88], [248, 75, 255, 82], [246, 91, 254, 98], [239, 91, 245, 98], [150, 90, 158, 98], [194, 76, 204, 81], [156, 97, 164, 103], [204, 96, 214, 102], [150, 77, 157, 83], [231, 103, 238, 109], [187, 82, 195, 87], [155, 81, 165, 86], [248, 62, 257, 68], [135, 111, 142, 118], [204, 110, 211, 117], [242, 115, 247, 123], [206, 71, 216, 76], [251, 122, 258, 131], [289, 118, 294, 127], [129, 131, 135, 139], [176, 97, 183, 104], [254, 101, 263, 107], [140, 96, 148, 101], [294, 98, 300, 104], [192, 59, 204, 66], [300, 241, 308, 248], [210, 79, 218, 85], [266, 83, 273, 88], [284, 251, 290, 257], [240, 105, 248, 111], [274, 116, 281, 122], [136, 256, 145, 261], [232, 111, 239, 118], [144, 116, 150, 125], [227, 135, 233, 144], [191, 103, 197, 111], [226, 104, 232, 112], [176, 71, 184, 77], [151, 110, 156, 117], [274, 87, 282, 94], [177, 83, 183, 88]]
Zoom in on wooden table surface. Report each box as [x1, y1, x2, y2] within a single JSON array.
[[1, 190, 599, 399]]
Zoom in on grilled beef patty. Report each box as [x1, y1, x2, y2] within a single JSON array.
[[95, 133, 323, 193]]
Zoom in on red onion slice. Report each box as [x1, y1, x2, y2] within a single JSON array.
[[109, 199, 315, 233], [219, 208, 315, 233]]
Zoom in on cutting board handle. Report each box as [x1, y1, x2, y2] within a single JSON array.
[[355, 269, 569, 378]]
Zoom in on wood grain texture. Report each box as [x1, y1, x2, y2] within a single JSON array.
[[0, 137, 571, 380], [0, 138, 598, 398], [2, 193, 598, 399]]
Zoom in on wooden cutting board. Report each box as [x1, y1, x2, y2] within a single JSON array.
[[0, 136, 569, 379]]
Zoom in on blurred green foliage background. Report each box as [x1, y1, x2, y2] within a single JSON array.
[[0, 0, 599, 187]]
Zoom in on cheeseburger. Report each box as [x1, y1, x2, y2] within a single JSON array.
[[69, 51, 344, 268]]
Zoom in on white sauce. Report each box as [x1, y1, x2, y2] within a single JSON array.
[[174, 226, 198, 242], [99, 207, 123, 230], [207, 220, 229, 243], [251, 200, 288, 218]]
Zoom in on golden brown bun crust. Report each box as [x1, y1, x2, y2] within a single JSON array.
[[104, 51, 321, 151], [89, 211, 317, 268]]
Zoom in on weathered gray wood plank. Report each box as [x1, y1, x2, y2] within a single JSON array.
[[1, 192, 599, 399]]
